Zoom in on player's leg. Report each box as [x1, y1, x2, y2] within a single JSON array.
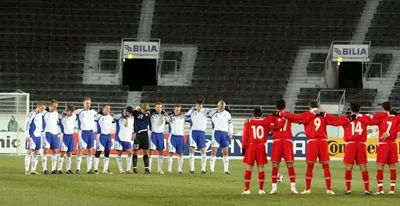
[[42, 133, 51, 174], [188, 130, 198, 173], [344, 164, 353, 194], [270, 141, 282, 194], [257, 165, 266, 194], [30, 136, 41, 174], [66, 152, 72, 174], [116, 150, 125, 174], [284, 141, 297, 193], [176, 136, 184, 174], [209, 131, 218, 174], [24, 148, 32, 175], [58, 135, 66, 173], [156, 134, 165, 174], [124, 142, 133, 173], [319, 141, 333, 194], [357, 143, 370, 194], [132, 134, 139, 173], [256, 145, 267, 194], [220, 132, 231, 174], [359, 164, 370, 194], [388, 142, 398, 194], [86, 131, 95, 174], [242, 163, 253, 195], [50, 134, 59, 174], [93, 135, 102, 174], [103, 135, 112, 174], [167, 135, 175, 173], [302, 141, 317, 194], [149, 132, 157, 173], [141, 133, 151, 173], [198, 131, 207, 174], [76, 130, 84, 174], [343, 142, 356, 194], [375, 143, 388, 194]]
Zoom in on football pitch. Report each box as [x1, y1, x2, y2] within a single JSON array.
[[0, 156, 399, 206]]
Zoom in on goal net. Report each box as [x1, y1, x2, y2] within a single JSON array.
[[0, 91, 30, 155]]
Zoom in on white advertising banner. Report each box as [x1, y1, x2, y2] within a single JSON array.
[[332, 44, 369, 60], [0, 132, 26, 154], [123, 41, 160, 59]]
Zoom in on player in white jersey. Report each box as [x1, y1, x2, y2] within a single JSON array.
[[209, 100, 233, 175], [24, 101, 46, 175], [167, 105, 186, 174], [94, 104, 114, 174], [42, 99, 60, 174], [58, 104, 76, 174], [114, 106, 135, 174], [75, 97, 98, 174], [149, 102, 169, 174], [185, 99, 216, 174]]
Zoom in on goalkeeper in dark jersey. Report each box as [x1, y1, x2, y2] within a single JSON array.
[[132, 104, 152, 174]]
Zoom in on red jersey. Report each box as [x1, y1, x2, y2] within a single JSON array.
[[281, 111, 337, 139], [249, 114, 291, 140], [373, 112, 400, 142], [242, 117, 278, 149], [332, 114, 377, 142]]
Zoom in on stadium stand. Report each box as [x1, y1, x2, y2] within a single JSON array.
[[143, 0, 367, 108], [0, 0, 142, 103]]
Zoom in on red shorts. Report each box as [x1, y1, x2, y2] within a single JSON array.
[[271, 139, 294, 163], [376, 142, 398, 165], [242, 144, 267, 166], [343, 141, 367, 165], [306, 139, 329, 163]]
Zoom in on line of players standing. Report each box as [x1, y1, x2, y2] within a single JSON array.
[[241, 100, 399, 196], [24, 98, 235, 175]]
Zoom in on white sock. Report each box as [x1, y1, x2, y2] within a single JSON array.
[[149, 156, 153, 172], [290, 183, 296, 190], [223, 156, 229, 172], [127, 156, 132, 171], [178, 156, 183, 172], [58, 156, 64, 171], [189, 153, 195, 172], [25, 153, 31, 172], [116, 156, 123, 171], [42, 154, 48, 171], [76, 155, 82, 171], [168, 156, 173, 172], [66, 157, 71, 171], [87, 155, 93, 171], [51, 154, 57, 171], [32, 154, 39, 171], [201, 153, 207, 171], [94, 157, 99, 171], [158, 155, 163, 171], [210, 156, 217, 172], [272, 183, 278, 190], [103, 157, 110, 172]]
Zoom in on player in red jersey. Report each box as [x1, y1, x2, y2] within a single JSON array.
[[331, 103, 377, 195], [280, 101, 336, 195], [249, 100, 299, 194], [241, 108, 282, 195], [371, 102, 400, 195]]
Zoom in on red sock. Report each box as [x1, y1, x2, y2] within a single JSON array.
[[376, 169, 384, 192], [288, 166, 296, 183], [322, 164, 332, 191], [244, 170, 251, 190], [271, 166, 278, 184], [390, 169, 396, 192], [345, 170, 352, 191], [259, 171, 265, 190], [362, 171, 370, 192], [305, 163, 314, 190]]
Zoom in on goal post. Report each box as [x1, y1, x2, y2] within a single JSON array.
[[0, 91, 30, 155]]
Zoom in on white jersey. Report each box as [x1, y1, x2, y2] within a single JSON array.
[[150, 112, 166, 133], [168, 114, 186, 136], [26, 110, 44, 138], [185, 108, 216, 132], [75, 108, 97, 131], [114, 113, 134, 142], [210, 110, 233, 134], [43, 110, 60, 135], [96, 114, 114, 135], [59, 114, 76, 135]]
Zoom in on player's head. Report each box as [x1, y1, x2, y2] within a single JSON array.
[[195, 99, 204, 111], [155, 102, 163, 113], [350, 102, 360, 113], [174, 105, 181, 115], [252, 108, 263, 118], [275, 99, 286, 111], [49, 99, 58, 112], [125, 106, 134, 117], [382, 101, 391, 111], [140, 103, 149, 113], [102, 104, 111, 115], [36, 101, 46, 113], [83, 97, 91, 109], [66, 104, 75, 116], [217, 100, 226, 111], [308, 101, 319, 110]]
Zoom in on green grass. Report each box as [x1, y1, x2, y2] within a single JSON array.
[[0, 156, 399, 206]]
